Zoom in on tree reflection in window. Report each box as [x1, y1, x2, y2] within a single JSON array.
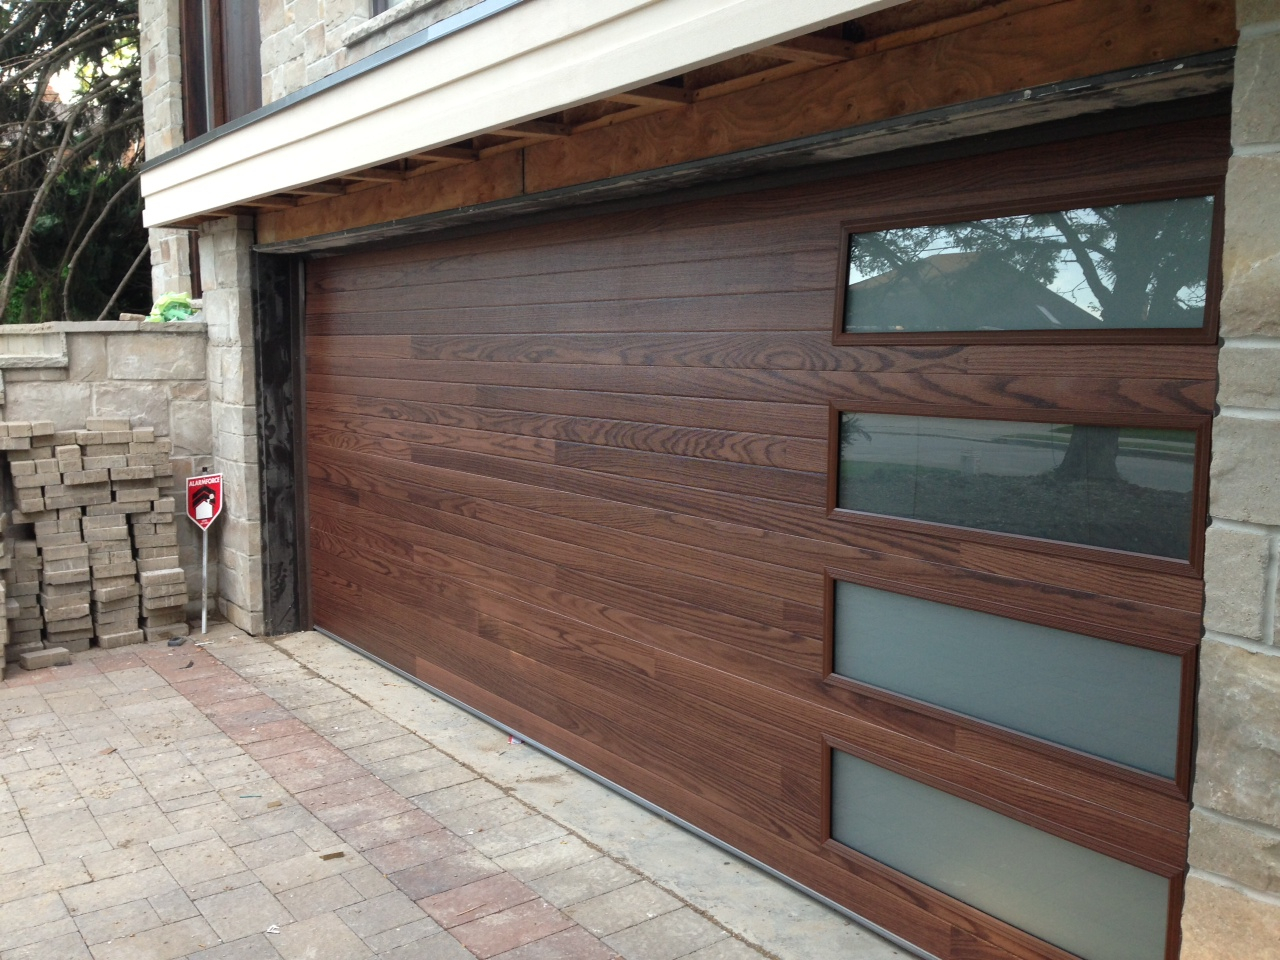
[[844, 197, 1214, 333]]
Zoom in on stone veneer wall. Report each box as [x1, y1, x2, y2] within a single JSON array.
[[260, 0, 368, 101], [140, 0, 194, 301], [0, 321, 214, 613], [1181, 1, 1280, 956], [197, 218, 265, 636]]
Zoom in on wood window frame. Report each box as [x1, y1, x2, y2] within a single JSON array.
[[820, 569, 1199, 797], [824, 402, 1214, 578], [814, 116, 1225, 960], [180, 0, 261, 138], [819, 736, 1188, 960]]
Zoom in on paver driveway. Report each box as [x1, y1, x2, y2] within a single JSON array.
[[0, 623, 907, 960], [0, 624, 761, 960]]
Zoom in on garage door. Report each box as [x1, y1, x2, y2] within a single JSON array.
[[303, 115, 1225, 960]]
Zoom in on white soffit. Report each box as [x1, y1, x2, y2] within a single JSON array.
[[141, 0, 906, 227]]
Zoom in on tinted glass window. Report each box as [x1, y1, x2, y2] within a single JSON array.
[[837, 413, 1196, 559], [844, 197, 1214, 334]]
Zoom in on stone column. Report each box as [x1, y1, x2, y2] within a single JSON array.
[[198, 217, 265, 635], [140, 0, 194, 300], [1181, 2, 1280, 954]]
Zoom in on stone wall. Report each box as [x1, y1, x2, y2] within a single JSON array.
[[1181, 1, 1280, 955], [0, 321, 214, 614], [140, 0, 194, 303], [197, 218, 265, 636], [260, 0, 368, 102], [341, 0, 486, 66]]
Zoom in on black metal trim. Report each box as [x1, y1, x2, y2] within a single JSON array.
[[142, 0, 527, 173], [253, 251, 307, 635], [254, 50, 1234, 256]]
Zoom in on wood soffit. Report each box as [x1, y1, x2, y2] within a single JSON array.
[[177, 0, 1236, 232]]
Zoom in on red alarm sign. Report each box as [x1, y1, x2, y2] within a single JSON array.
[[187, 474, 224, 530]]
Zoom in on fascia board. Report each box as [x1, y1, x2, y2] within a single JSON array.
[[142, 0, 904, 227]]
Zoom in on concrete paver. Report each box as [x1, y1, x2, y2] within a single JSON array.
[[0, 623, 909, 960]]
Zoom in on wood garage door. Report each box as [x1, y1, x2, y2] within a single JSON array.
[[303, 115, 1226, 960]]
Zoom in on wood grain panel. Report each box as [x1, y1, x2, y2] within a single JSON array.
[[258, 0, 1232, 246], [310, 355, 1213, 415], [307, 446, 1205, 621], [309, 396, 827, 472], [304, 116, 1221, 960]]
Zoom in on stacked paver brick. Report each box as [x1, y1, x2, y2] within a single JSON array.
[[5, 421, 59, 668], [1, 418, 190, 670]]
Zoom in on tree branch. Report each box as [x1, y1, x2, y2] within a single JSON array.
[[93, 242, 150, 323], [63, 168, 142, 319]]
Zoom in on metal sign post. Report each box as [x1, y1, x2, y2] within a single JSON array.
[[186, 473, 224, 634]]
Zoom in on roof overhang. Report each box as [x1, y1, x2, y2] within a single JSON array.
[[141, 0, 906, 228]]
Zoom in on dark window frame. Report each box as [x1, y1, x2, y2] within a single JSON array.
[[180, 0, 262, 139]]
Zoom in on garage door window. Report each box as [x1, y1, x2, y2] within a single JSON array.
[[840, 195, 1215, 335], [831, 579, 1184, 777], [829, 749, 1171, 960], [835, 413, 1198, 559]]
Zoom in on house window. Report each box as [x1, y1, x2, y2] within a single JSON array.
[[370, 0, 412, 14], [180, 0, 262, 138]]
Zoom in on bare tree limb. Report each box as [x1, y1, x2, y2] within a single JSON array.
[[0, 95, 87, 312], [62, 167, 142, 319], [93, 242, 150, 323]]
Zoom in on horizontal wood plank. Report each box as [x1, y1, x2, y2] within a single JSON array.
[[304, 113, 1221, 960]]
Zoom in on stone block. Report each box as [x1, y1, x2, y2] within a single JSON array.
[[218, 547, 263, 613], [3, 381, 93, 430], [1234, 31, 1280, 148], [219, 596, 264, 636], [1194, 639, 1280, 830], [1237, 0, 1280, 28], [218, 462, 261, 523], [1210, 416, 1280, 525], [107, 333, 206, 381], [1181, 876, 1280, 960], [1219, 342, 1280, 411], [67, 333, 108, 381], [91, 382, 171, 434], [97, 629, 145, 649], [1204, 526, 1271, 640], [220, 516, 263, 560], [1221, 156, 1280, 338], [19, 647, 71, 670], [141, 568, 186, 587], [170, 399, 212, 456], [1189, 808, 1280, 894]]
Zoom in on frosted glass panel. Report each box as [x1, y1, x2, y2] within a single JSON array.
[[843, 196, 1214, 333], [833, 581, 1181, 777], [831, 752, 1170, 960], [837, 413, 1197, 559]]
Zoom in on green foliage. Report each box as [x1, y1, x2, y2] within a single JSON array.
[[146, 292, 200, 323], [1, 1, 148, 323], [4, 270, 37, 323]]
